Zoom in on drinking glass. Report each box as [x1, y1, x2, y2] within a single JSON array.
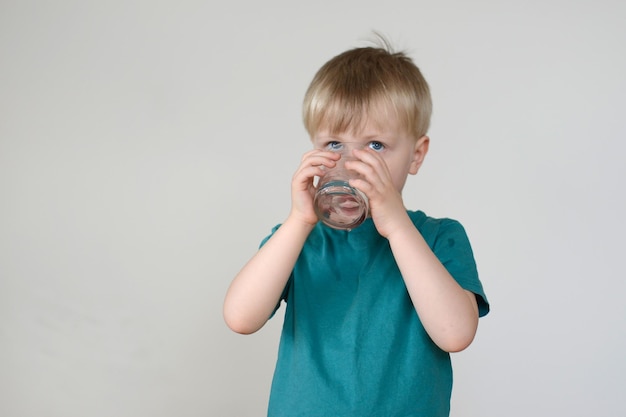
[[313, 145, 369, 230]]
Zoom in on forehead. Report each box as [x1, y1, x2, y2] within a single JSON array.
[[315, 100, 405, 136]]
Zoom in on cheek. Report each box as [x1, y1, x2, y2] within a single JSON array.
[[388, 167, 410, 191], [379, 154, 413, 190], [392, 174, 409, 192]]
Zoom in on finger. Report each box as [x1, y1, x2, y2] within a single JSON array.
[[346, 152, 388, 184], [293, 165, 327, 183], [301, 150, 341, 165], [351, 148, 386, 170], [348, 178, 372, 195]]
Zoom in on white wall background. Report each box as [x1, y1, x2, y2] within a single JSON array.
[[1, 1, 625, 416]]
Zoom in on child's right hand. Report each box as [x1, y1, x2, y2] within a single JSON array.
[[288, 149, 341, 226]]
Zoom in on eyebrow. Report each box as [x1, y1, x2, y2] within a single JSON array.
[[315, 129, 389, 140]]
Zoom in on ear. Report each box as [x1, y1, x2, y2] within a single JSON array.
[[408, 135, 430, 175]]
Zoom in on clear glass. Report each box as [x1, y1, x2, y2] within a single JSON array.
[[313, 144, 369, 230]]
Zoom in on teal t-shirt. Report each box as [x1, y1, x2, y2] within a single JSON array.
[[264, 210, 489, 417]]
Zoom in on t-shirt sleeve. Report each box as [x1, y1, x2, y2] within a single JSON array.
[[428, 219, 490, 317]]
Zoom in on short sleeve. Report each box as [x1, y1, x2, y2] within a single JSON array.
[[420, 217, 490, 317]]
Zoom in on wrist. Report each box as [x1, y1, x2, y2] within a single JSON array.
[[383, 213, 417, 242], [284, 212, 317, 233]]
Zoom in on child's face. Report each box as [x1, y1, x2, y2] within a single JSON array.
[[312, 115, 428, 194]]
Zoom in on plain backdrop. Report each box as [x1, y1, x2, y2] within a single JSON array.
[[1, 1, 625, 416]]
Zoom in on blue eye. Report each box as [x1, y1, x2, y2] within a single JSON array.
[[326, 141, 344, 151], [369, 141, 384, 151]]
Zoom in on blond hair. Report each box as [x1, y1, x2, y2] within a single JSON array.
[[303, 37, 432, 140]]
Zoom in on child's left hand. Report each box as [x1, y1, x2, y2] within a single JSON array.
[[346, 148, 412, 238]]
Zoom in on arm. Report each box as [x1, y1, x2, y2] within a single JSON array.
[[350, 147, 479, 352], [223, 149, 340, 334], [386, 217, 479, 352], [223, 217, 314, 334]]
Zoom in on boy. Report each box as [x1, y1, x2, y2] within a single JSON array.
[[224, 37, 489, 417]]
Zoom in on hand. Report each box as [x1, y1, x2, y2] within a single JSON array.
[[289, 149, 341, 226], [346, 148, 411, 238]]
